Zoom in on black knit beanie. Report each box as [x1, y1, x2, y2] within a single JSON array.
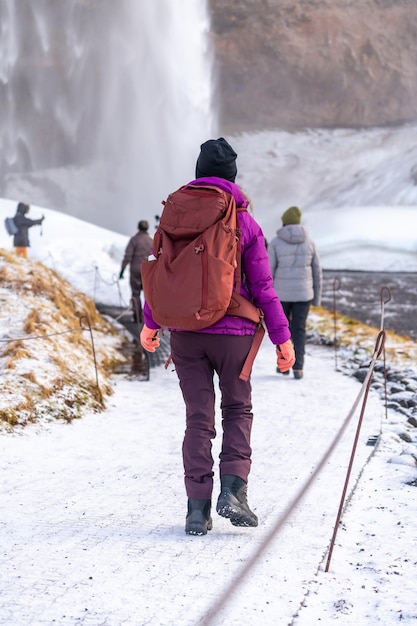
[[138, 220, 149, 231], [195, 137, 237, 182]]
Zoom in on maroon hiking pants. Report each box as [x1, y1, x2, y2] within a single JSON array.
[[170, 331, 254, 500]]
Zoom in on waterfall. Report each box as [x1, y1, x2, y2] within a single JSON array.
[[0, 0, 215, 234]]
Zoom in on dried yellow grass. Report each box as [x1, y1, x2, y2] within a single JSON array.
[[23, 308, 47, 335], [0, 249, 18, 266], [0, 409, 19, 427], [2, 341, 33, 365], [0, 254, 125, 428], [21, 371, 38, 385], [308, 306, 417, 368]]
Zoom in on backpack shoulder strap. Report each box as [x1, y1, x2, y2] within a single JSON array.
[[234, 207, 247, 294]]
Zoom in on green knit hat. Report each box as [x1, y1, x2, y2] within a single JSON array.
[[282, 206, 302, 225]]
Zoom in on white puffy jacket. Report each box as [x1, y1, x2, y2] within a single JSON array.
[[268, 224, 322, 305]]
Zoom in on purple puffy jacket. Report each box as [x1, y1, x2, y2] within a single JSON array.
[[143, 177, 290, 346]]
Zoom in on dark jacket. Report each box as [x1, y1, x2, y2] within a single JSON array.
[[121, 230, 153, 294], [13, 204, 43, 247]]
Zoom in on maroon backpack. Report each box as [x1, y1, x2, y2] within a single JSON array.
[[142, 183, 261, 331]]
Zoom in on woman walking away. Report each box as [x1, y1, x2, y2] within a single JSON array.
[[140, 137, 295, 536], [13, 202, 44, 258], [268, 206, 322, 379]]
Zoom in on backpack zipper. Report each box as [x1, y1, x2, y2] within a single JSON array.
[[195, 237, 207, 319]]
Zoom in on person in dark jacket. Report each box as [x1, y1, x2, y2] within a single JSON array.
[[13, 202, 44, 258], [268, 206, 322, 379], [140, 138, 295, 536], [119, 220, 153, 322]]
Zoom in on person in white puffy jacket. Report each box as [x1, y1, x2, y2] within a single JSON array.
[[268, 206, 322, 379]]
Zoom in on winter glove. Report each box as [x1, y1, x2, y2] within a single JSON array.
[[119, 270, 124, 279], [276, 339, 295, 372], [140, 325, 160, 352]]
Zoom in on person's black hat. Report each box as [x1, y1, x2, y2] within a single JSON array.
[[195, 137, 237, 182]]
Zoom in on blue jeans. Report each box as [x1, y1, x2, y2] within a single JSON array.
[[281, 301, 311, 371]]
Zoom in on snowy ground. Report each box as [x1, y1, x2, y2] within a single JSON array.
[[1, 198, 417, 624], [1, 338, 416, 625]]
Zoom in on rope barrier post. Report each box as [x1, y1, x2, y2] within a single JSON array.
[[325, 329, 386, 572], [380, 286, 392, 420], [127, 296, 150, 381], [79, 315, 103, 404], [114, 274, 124, 309], [333, 278, 341, 370]]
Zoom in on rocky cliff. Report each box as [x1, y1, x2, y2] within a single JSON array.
[[209, 0, 417, 131]]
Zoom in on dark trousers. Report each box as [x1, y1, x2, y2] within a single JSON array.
[[170, 332, 254, 500], [130, 289, 143, 323], [281, 301, 311, 371]]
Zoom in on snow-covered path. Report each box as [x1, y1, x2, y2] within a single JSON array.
[[1, 341, 415, 626]]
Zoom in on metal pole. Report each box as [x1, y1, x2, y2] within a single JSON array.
[[325, 330, 385, 572], [333, 277, 341, 370]]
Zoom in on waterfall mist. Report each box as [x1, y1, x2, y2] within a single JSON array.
[[0, 0, 215, 234]]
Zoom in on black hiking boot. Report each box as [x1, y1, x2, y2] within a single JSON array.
[[216, 475, 258, 527], [185, 499, 213, 536]]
